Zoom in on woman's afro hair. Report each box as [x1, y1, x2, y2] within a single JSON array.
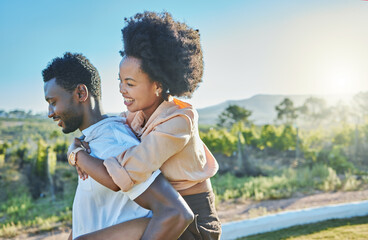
[[120, 11, 203, 100]]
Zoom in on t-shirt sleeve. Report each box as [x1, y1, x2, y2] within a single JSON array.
[[103, 115, 192, 191], [124, 170, 161, 200]]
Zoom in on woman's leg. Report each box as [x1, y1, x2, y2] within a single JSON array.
[[75, 217, 150, 240], [179, 191, 221, 240]]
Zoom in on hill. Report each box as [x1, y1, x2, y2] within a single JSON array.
[[197, 94, 352, 125]]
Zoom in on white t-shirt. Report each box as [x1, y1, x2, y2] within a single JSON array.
[[72, 116, 160, 239]]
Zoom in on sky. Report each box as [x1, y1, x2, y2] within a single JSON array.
[[1, 0, 368, 114]]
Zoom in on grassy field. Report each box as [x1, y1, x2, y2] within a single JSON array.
[[241, 215, 368, 240], [212, 164, 368, 203], [0, 163, 76, 238], [1, 162, 367, 238], [1, 117, 368, 238]]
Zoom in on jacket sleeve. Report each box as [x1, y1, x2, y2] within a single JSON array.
[[104, 115, 192, 191]]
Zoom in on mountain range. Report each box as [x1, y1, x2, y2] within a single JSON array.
[[197, 94, 353, 126]]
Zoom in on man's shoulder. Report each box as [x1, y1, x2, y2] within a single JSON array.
[[98, 117, 137, 140], [86, 116, 138, 144], [88, 117, 139, 158]]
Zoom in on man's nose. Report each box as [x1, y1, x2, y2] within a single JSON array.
[[48, 106, 55, 118]]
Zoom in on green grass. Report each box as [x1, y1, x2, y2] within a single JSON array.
[[1, 161, 367, 238], [212, 164, 365, 202], [0, 163, 76, 238], [240, 215, 368, 240]]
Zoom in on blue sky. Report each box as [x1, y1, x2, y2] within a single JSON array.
[[1, 0, 368, 113]]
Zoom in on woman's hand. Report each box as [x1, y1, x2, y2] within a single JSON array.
[[67, 137, 91, 156], [76, 165, 89, 180], [68, 137, 91, 180]]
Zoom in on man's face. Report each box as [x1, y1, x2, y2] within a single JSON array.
[[44, 78, 83, 133]]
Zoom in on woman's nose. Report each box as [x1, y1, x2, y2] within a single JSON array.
[[119, 82, 127, 94]]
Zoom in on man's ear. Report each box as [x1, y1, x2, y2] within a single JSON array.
[[75, 84, 89, 102]]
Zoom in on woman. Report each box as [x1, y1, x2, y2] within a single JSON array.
[[72, 11, 221, 239]]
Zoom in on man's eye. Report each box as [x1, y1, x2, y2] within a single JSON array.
[[127, 83, 134, 87], [51, 102, 56, 106]]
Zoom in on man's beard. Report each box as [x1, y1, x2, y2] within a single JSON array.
[[61, 109, 83, 134]]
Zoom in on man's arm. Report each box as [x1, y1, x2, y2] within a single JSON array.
[[134, 173, 194, 240]]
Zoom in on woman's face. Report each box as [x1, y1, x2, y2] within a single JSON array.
[[119, 56, 163, 120]]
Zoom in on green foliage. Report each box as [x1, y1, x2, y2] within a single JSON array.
[[212, 165, 347, 202], [275, 125, 297, 151], [35, 139, 48, 178], [47, 147, 57, 175], [332, 124, 354, 146], [0, 142, 8, 155], [241, 125, 259, 147], [0, 154, 4, 167], [275, 98, 299, 125], [326, 146, 355, 174], [320, 167, 342, 191], [217, 104, 252, 129], [243, 215, 368, 240], [201, 128, 237, 157], [0, 163, 76, 238], [15, 143, 30, 160], [342, 172, 361, 191], [54, 140, 69, 162], [259, 124, 278, 149], [300, 97, 331, 125], [202, 124, 300, 155], [353, 91, 368, 118]]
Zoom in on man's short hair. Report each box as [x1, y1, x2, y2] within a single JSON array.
[[42, 52, 101, 100]]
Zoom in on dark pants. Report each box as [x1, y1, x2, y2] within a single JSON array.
[[178, 191, 222, 240]]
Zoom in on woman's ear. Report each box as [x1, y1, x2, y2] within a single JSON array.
[[154, 82, 162, 96], [76, 84, 89, 102]]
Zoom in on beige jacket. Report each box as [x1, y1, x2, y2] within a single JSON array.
[[103, 98, 219, 191]]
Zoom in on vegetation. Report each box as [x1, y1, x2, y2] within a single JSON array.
[[0, 163, 76, 238], [217, 104, 252, 129], [242, 215, 368, 240], [0, 116, 79, 238], [1, 92, 368, 237]]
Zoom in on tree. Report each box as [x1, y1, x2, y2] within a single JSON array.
[[353, 92, 368, 117], [217, 104, 252, 129], [217, 105, 256, 175], [330, 101, 351, 125], [259, 124, 279, 149], [15, 143, 30, 169], [0, 142, 9, 166], [300, 97, 330, 125], [275, 98, 298, 125]]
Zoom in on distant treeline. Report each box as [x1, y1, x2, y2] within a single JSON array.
[[0, 109, 46, 119]]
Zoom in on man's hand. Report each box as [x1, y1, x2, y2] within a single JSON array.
[[68, 138, 91, 180]]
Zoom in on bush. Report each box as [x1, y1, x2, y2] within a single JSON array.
[[327, 146, 355, 174]]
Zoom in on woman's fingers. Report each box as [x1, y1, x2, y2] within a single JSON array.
[[81, 141, 91, 153], [76, 166, 89, 180], [76, 166, 84, 179]]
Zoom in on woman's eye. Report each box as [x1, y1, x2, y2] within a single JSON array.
[[127, 83, 134, 87], [51, 102, 56, 106]]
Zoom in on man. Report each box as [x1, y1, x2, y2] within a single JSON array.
[[42, 52, 193, 240]]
